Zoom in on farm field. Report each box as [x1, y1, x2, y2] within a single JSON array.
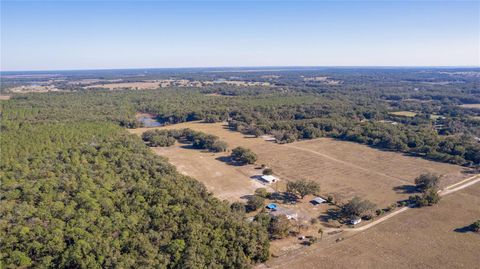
[[389, 111, 417, 117], [85, 80, 161, 90], [130, 121, 468, 207], [460, 103, 480, 109], [264, 182, 480, 269], [151, 146, 270, 201]]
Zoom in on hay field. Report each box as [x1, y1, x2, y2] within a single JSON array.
[[389, 111, 417, 117], [264, 182, 480, 269], [130, 122, 467, 207], [85, 81, 160, 90], [460, 104, 480, 109], [152, 146, 271, 202]]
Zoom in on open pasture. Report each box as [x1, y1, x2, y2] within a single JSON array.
[[264, 182, 480, 269], [389, 111, 417, 117], [86, 80, 161, 90], [130, 122, 468, 207], [460, 103, 480, 109]]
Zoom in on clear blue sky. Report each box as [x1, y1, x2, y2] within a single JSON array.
[[1, 0, 479, 71]]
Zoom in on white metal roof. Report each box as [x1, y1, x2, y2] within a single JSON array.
[[313, 197, 326, 203], [261, 175, 278, 182]]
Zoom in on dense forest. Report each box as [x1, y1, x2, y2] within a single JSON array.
[[1, 68, 479, 267], [0, 103, 269, 268]]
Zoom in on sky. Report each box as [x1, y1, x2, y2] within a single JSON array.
[[1, 0, 479, 71]]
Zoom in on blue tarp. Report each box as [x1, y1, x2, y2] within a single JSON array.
[[266, 203, 277, 210]]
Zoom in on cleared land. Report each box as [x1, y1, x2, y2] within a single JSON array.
[[86, 81, 161, 90], [130, 122, 467, 207], [152, 146, 270, 201], [460, 104, 480, 109], [264, 182, 480, 269], [389, 111, 417, 117]]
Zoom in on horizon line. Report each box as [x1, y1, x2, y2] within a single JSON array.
[[1, 65, 480, 73]]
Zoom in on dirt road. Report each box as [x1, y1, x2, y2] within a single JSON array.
[[346, 174, 479, 232]]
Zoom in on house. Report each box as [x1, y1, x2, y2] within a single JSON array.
[[266, 203, 277, 210], [349, 217, 362, 225], [260, 175, 278, 184], [311, 197, 326, 205]]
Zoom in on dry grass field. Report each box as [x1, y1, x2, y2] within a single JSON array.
[[130, 121, 468, 207], [389, 111, 418, 117], [152, 146, 271, 201], [264, 182, 480, 269], [0, 95, 11, 100], [85, 81, 161, 90], [460, 104, 480, 109]]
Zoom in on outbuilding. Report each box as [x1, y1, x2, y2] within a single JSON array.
[[266, 203, 277, 210], [311, 197, 326, 205], [260, 175, 278, 184]]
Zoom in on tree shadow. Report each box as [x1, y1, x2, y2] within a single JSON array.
[[268, 192, 298, 204], [319, 208, 341, 223], [454, 224, 478, 234], [180, 144, 195, 149], [393, 185, 418, 194], [215, 156, 242, 166], [240, 194, 254, 201]]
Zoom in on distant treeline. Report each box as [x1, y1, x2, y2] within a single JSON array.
[[3, 84, 479, 166]]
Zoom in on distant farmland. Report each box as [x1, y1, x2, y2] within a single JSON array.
[[460, 104, 480, 109]]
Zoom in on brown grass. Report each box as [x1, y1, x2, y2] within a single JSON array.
[[130, 122, 467, 207], [86, 81, 160, 90], [264, 183, 480, 269], [131, 122, 476, 267], [389, 111, 417, 117], [460, 104, 480, 109]]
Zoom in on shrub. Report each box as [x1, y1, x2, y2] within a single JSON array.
[[247, 195, 265, 212], [306, 236, 318, 246], [231, 147, 257, 165], [472, 220, 480, 233], [210, 140, 228, 152], [340, 197, 376, 219], [286, 179, 320, 199], [415, 173, 440, 192], [262, 168, 273, 175], [255, 188, 269, 198], [409, 189, 440, 207]]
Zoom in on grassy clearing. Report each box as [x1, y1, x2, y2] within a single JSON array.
[[266, 183, 480, 269], [130, 121, 467, 207], [389, 111, 417, 117], [460, 104, 480, 109]]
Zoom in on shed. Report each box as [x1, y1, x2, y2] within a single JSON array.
[[311, 197, 326, 205], [266, 203, 277, 210], [260, 175, 278, 184]]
